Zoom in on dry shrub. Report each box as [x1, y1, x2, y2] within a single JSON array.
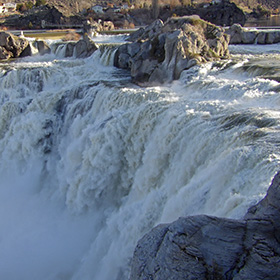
[[62, 31, 81, 41]]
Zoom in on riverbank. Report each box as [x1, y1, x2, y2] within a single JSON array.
[[10, 29, 81, 39]]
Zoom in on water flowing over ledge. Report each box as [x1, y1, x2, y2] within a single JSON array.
[[130, 171, 280, 279], [0, 31, 280, 279]]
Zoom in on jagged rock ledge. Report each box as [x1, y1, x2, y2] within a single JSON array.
[[114, 16, 230, 85], [226, 24, 280, 44], [129, 171, 280, 279]]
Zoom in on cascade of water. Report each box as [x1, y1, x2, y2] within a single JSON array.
[[52, 43, 67, 58], [0, 39, 279, 280], [97, 44, 119, 66]]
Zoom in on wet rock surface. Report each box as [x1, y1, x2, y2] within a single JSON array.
[[130, 172, 280, 280], [54, 34, 98, 58]]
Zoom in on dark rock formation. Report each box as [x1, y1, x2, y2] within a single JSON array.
[[2, 5, 63, 29], [0, 31, 30, 60], [128, 1, 246, 28], [33, 40, 51, 55], [197, 1, 246, 27], [114, 16, 230, 85], [130, 171, 280, 279], [226, 24, 280, 44], [75, 34, 98, 58], [157, 1, 246, 27], [53, 34, 98, 58]]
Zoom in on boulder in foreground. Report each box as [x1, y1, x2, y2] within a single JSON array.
[[114, 16, 230, 85], [130, 171, 280, 279]]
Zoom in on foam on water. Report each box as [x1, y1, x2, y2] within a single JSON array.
[[91, 34, 128, 44], [0, 40, 280, 279]]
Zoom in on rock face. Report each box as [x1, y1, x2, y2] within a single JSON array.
[[155, 1, 245, 28], [2, 5, 63, 30], [53, 34, 98, 58], [33, 40, 51, 55], [226, 24, 280, 44], [0, 31, 30, 60], [114, 16, 230, 85], [130, 172, 280, 279], [75, 34, 98, 58]]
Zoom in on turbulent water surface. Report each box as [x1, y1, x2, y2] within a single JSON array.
[[0, 37, 280, 280]]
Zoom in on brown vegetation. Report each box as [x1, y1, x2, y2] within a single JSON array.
[[8, 0, 279, 18], [232, 0, 280, 13]]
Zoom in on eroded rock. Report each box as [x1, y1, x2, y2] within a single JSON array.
[[226, 24, 280, 44], [130, 172, 280, 279], [34, 40, 51, 55], [75, 34, 98, 58], [0, 31, 30, 60], [114, 16, 230, 85], [53, 34, 98, 58]]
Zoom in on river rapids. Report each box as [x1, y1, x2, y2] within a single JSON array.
[[0, 36, 279, 279]]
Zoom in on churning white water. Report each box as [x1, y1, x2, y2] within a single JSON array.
[[0, 37, 280, 279]]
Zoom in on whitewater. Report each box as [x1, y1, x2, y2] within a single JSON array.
[[0, 35, 279, 280]]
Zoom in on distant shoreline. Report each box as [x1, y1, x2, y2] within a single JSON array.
[[8, 27, 138, 40]]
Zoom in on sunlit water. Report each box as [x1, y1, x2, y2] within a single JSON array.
[[0, 37, 280, 279]]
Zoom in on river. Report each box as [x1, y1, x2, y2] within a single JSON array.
[[245, 14, 280, 27], [0, 35, 279, 279]]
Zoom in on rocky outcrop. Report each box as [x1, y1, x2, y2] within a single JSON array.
[[226, 24, 280, 44], [33, 40, 51, 55], [152, 1, 245, 28], [130, 171, 280, 279], [75, 34, 98, 58], [53, 34, 98, 58], [114, 16, 230, 85], [83, 20, 115, 37], [0, 31, 31, 60], [2, 5, 63, 30], [197, 1, 246, 27]]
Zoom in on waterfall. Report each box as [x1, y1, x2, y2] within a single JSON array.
[[97, 44, 119, 66], [52, 43, 68, 57], [0, 38, 279, 280], [50, 36, 122, 64]]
